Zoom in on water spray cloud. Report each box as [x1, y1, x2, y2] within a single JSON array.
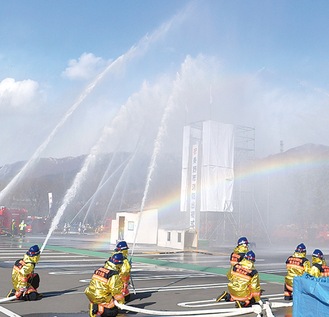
[[131, 71, 184, 255], [0, 4, 190, 206], [40, 7, 191, 251]]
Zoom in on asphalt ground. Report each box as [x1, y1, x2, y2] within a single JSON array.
[[0, 234, 297, 317]]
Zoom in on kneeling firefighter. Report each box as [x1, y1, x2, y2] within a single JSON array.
[[217, 250, 262, 308], [228, 250, 262, 307], [284, 243, 310, 300], [85, 253, 125, 317], [308, 249, 329, 277], [7, 245, 42, 301], [113, 240, 131, 302]]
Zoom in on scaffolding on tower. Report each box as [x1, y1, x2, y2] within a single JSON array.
[[180, 121, 271, 248]]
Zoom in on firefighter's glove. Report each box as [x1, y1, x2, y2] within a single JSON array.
[[122, 283, 130, 296], [15, 288, 27, 299], [92, 303, 99, 314], [114, 293, 125, 304]]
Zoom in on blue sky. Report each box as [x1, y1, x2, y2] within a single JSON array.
[[1, 0, 329, 166]]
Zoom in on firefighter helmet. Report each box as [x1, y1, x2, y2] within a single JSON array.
[[245, 250, 256, 262], [237, 236, 249, 246], [110, 252, 124, 265], [115, 240, 129, 251], [295, 243, 306, 253], [312, 249, 324, 259], [27, 245, 40, 257]]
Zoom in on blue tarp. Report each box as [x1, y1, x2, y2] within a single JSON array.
[[293, 273, 329, 316]]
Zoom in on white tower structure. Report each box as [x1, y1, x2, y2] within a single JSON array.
[[180, 120, 235, 233]]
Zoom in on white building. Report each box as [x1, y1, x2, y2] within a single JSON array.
[[110, 209, 197, 250]]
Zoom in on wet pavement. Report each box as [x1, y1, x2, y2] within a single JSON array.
[[0, 233, 297, 317]]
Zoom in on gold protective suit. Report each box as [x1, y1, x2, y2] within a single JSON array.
[[285, 251, 310, 290], [227, 258, 261, 303], [112, 250, 131, 297], [308, 257, 329, 277], [227, 244, 249, 280], [84, 261, 124, 309], [12, 253, 40, 291]]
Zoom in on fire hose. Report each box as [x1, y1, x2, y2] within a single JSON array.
[[114, 300, 266, 317], [0, 296, 21, 317], [0, 296, 16, 304]]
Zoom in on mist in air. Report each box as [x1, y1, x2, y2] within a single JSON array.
[[1, 1, 329, 250]]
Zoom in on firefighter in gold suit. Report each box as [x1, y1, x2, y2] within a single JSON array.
[[308, 249, 329, 278], [216, 236, 249, 302], [7, 245, 42, 300], [85, 253, 125, 317], [228, 250, 261, 307], [216, 250, 262, 308], [113, 241, 131, 302], [284, 243, 310, 300]]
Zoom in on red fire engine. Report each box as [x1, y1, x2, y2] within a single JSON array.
[[0, 206, 28, 235], [26, 215, 51, 234]]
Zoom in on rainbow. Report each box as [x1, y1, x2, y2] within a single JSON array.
[[236, 147, 329, 181], [90, 145, 329, 246]]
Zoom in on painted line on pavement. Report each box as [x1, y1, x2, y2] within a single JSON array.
[[43, 244, 285, 284], [78, 281, 230, 292], [49, 268, 143, 275], [178, 292, 285, 307], [1, 255, 85, 259], [0, 306, 21, 317]]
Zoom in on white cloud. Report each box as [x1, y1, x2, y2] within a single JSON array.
[[62, 53, 109, 80], [0, 77, 40, 110]]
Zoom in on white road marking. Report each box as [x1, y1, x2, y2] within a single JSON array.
[[34, 263, 158, 269], [140, 282, 266, 293], [49, 268, 143, 275], [1, 255, 86, 259], [79, 280, 228, 292], [0, 306, 21, 317], [134, 273, 213, 280], [0, 251, 60, 254], [178, 293, 285, 308], [4, 259, 100, 263], [179, 299, 233, 308], [126, 283, 228, 292], [260, 269, 287, 273], [36, 263, 104, 268]]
